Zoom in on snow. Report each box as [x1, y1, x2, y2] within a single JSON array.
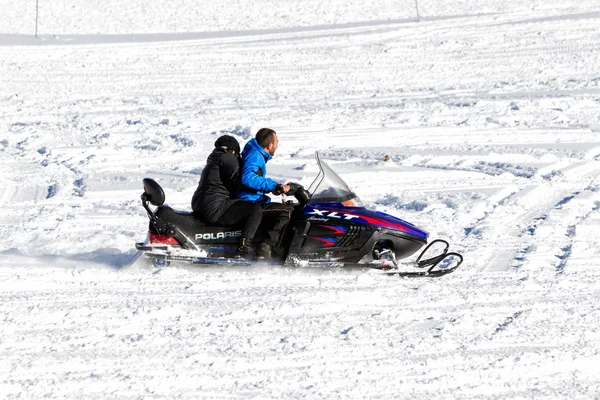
[[2, 0, 600, 397]]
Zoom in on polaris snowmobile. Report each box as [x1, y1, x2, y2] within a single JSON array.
[[135, 153, 463, 277]]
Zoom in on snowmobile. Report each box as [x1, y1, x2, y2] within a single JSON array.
[[135, 153, 463, 277]]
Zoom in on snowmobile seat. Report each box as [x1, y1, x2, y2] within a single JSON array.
[[155, 205, 243, 232], [142, 178, 165, 206]]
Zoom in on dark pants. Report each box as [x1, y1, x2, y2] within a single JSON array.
[[258, 203, 295, 248], [214, 201, 262, 240]]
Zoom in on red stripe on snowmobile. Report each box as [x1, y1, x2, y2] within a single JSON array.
[[149, 234, 179, 245], [310, 237, 338, 247], [321, 225, 347, 235], [357, 215, 423, 236]]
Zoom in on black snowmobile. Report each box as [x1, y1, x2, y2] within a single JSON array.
[[135, 153, 463, 277]]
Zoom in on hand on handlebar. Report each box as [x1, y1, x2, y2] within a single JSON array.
[[272, 182, 291, 195]]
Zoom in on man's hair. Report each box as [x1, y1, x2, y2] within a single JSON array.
[[256, 128, 277, 148]]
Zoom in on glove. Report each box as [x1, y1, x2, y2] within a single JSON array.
[[272, 184, 284, 196]]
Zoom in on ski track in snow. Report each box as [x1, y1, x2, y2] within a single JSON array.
[[2, 1, 600, 398]]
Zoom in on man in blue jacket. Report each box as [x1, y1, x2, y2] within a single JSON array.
[[239, 128, 294, 259]]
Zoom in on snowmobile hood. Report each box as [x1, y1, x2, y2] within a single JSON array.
[[305, 204, 428, 240]]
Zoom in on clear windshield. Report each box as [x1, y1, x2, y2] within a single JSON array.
[[308, 153, 364, 206]]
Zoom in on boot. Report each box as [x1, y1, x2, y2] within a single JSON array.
[[270, 246, 286, 261], [256, 243, 273, 260], [236, 237, 254, 258]]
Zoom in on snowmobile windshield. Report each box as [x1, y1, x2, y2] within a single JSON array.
[[307, 153, 364, 207]]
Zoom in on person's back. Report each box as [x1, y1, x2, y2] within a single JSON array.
[[191, 135, 261, 256], [191, 146, 239, 224]]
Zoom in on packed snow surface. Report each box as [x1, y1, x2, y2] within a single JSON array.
[[2, 0, 600, 398]]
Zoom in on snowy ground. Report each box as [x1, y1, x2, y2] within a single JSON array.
[[2, 0, 600, 398]]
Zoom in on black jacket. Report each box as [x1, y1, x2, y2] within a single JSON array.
[[191, 147, 241, 224]]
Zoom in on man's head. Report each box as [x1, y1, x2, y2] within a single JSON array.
[[256, 128, 278, 156]]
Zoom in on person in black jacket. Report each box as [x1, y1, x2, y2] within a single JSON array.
[[191, 135, 261, 256]]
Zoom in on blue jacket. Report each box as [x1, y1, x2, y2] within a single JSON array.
[[238, 138, 278, 203]]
